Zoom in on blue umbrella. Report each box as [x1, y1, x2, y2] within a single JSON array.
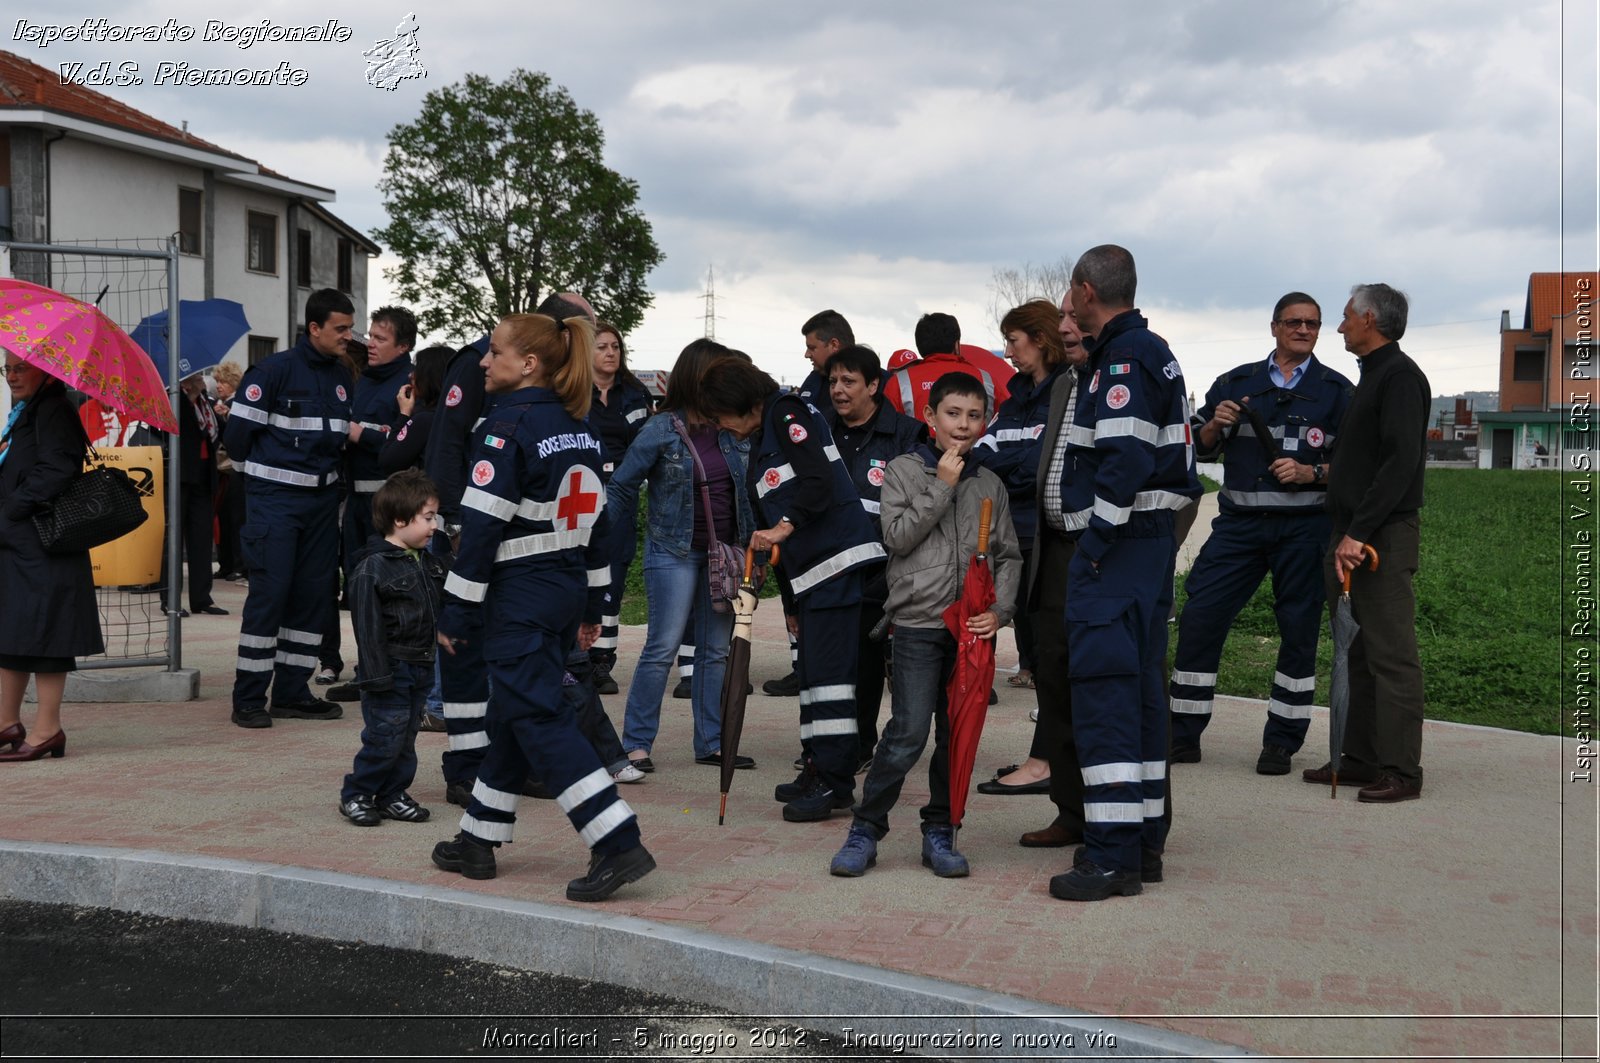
[[130, 299, 250, 384]]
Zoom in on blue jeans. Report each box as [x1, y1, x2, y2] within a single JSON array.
[[621, 541, 733, 759], [341, 657, 428, 802], [852, 625, 953, 839]]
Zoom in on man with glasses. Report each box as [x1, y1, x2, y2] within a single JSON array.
[[1168, 292, 1353, 774]]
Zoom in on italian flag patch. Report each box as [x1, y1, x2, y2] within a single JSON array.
[[485, 434, 507, 450], [1109, 363, 1132, 375]]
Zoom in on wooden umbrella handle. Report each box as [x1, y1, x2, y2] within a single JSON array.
[[977, 497, 993, 556], [1340, 543, 1380, 594], [744, 543, 779, 582]]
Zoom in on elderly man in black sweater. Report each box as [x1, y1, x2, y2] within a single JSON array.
[[1303, 283, 1430, 803]]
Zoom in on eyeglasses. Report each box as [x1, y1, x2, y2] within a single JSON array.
[[1277, 318, 1321, 332], [3, 364, 34, 377]]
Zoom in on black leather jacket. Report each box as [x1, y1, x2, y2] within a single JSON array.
[[349, 535, 446, 691]]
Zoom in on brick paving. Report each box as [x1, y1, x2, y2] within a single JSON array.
[[0, 557, 1595, 1060]]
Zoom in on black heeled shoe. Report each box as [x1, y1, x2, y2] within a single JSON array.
[[0, 729, 65, 762]]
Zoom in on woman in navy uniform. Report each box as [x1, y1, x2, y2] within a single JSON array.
[[430, 312, 654, 901], [697, 356, 885, 823], [586, 321, 654, 693]]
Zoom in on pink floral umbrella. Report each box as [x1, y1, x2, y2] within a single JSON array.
[[0, 278, 176, 432]]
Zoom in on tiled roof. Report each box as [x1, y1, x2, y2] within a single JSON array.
[[1525, 271, 1599, 332], [0, 48, 252, 163]]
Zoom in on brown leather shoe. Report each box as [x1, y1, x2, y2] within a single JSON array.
[[1357, 772, 1422, 803], [1019, 822, 1081, 848], [1301, 760, 1380, 786]]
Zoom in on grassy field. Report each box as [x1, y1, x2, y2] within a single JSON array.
[[1176, 468, 1561, 735]]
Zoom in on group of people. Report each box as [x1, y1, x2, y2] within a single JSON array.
[[0, 241, 1431, 905]]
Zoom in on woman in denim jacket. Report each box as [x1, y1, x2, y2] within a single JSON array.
[[606, 340, 756, 772]]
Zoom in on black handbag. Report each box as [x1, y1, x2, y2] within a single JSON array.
[[31, 445, 148, 554]]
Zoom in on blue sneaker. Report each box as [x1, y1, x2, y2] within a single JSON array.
[[921, 825, 970, 878], [829, 825, 878, 877]]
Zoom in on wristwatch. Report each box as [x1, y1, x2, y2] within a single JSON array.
[[1311, 463, 1324, 484]]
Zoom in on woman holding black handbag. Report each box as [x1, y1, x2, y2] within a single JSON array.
[[0, 356, 104, 762], [606, 339, 756, 773]]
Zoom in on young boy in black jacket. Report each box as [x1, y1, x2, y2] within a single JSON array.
[[339, 469, 447, 826]]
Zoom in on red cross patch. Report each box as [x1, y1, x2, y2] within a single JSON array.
[[554, 465, 603, 529], [244, 384, 262, 403], [1088, 371, 1100, 395], [788, 422, 808, 444], [396, 424, 409, 443], [867, 467, 885, 487], [336, 385, 347, 402], [1106, 384, 1131, 410], [764, 468, 783, 489], [471, 460, 495, 487], [445, 385, 463, 408], [1307, 427, 1325, 448]]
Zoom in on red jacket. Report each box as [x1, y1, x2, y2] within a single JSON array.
[[883, 352, 997, 426]]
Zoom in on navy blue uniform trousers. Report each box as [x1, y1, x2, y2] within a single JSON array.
[[433, 533, 489, 788], [1066, 520, 1175, 874], [234, 483, 340, 712], [796, 598, 862, 800]]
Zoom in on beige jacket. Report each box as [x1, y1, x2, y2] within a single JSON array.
[[880, 450, 1023, 629]]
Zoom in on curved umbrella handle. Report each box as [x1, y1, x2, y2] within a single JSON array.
[[744, 543, 779, 582], [976, 497, 993, 559], [1340, 543, 1380, 594]]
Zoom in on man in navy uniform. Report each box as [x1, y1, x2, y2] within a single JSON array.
[[224, 289, 355, 728], [1051, 245, 1201, 901], [1168, 293, 1352, 774]]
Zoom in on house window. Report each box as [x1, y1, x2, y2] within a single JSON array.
[[178, 188, 202, 255], [296, 229, 312, 287], [247, 211, 277, 274], [247, 336, 277, 366], [337, 237, 353, 294], [1512, 350, 1544, 381]]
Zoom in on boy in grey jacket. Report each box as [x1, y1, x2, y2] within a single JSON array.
[[829, 374, 1022, 878]]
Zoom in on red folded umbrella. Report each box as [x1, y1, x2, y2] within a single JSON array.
[[941, 497, 997, 829]]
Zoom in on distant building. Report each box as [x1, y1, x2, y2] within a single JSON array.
[[0, 48, 379, 370], [1478, 271, 1597, 469]]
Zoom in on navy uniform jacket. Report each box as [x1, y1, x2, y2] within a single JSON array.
[[1197, 354, 1352, 517], [1062, 310, 1201, 562], [975, 365, 1064, 547], [223, 338, 352, 489], [424, 348, 489, 527], [589, 379, 653, 480], [438, 387, 611, 661], [795, 369, 826, 409], [748, 392, 885, 611], [821, 399, 928, 534], [346, 356, 412, 493]]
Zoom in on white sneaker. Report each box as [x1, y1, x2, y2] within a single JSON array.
[[313, 666, 338, 685], [1029, 706, 1039, 722], [612, 764, 646, 784]]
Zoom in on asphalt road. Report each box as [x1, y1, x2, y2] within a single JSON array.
[[1, 901, 939, 1062]]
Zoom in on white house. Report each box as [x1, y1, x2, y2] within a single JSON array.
[[0, 47, 378, 372]]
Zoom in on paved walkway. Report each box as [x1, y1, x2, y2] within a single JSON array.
[[2, 505, 1596, 1060]]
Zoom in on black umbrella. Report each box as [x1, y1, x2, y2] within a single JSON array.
[[718, 544, 777, 824], [1328, 544, 1379, 797]]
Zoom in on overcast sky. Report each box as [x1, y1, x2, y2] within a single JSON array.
[[13, 0, 1597, 395]]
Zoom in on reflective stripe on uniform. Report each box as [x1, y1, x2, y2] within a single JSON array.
[[460, 812, 514, 842], [274, 650, 317, 669], [227, 403, 267, 424], [494, 529, 591, 562], [800, 718, 859, 739], [1081, 761, 1142, 786], [1273, 671, 1316, 693], [1172, 669, 1216, 687], [1069, 418, 1188, 448], [556, 768, 613, 813], [443, 700, 487, 719], [235, 656, 274, 672], [1220, 488, 1325, 508], [240, 461, 338, 488], [1268, 697, 1314, 720], [279, 627, 321, 644], [462, 487, 516, 521], [1143, 760, 1167, 781], [789, 541, 886, 596], [799, 683, 855, 706], [860, 499, 881, 514], [625, 408, 648, 423], [579, 801, 636, 847], [1093, 497, 1133, 526], [445, 570, 488, 602], [238, 633, 276, 649], [1170, 697, 1212, 715], [352, 479, 385, 493], [449, 730, 490, 751], [756, 463, 796, 498], [588, 567, 610, 587], [472, 779, 520, 812], [1084, 802, 1144, 823]]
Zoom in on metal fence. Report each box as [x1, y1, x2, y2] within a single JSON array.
[[1, 236, 185, 671]]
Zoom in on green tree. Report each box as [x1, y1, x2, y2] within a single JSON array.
[[375, 69, 663, 339]]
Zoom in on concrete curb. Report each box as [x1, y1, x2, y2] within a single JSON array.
[[0, 840, 1252, 1061]]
